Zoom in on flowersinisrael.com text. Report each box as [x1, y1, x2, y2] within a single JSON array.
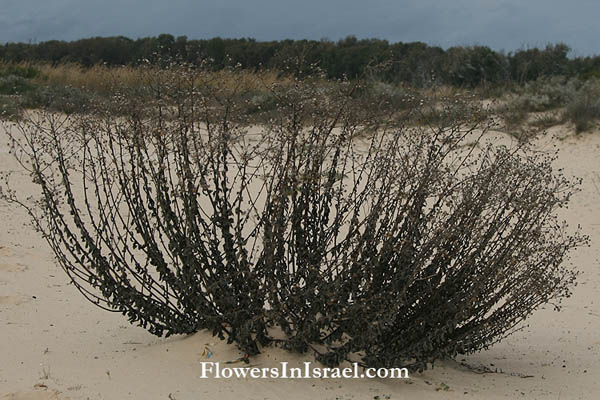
[[199, 362, 409, 379]]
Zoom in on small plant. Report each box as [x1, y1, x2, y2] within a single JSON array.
[[39, 364, 51, 380], [1, 64, 585, 372], [530, 112, 561, 130], [493, 97, 529, 132], [436, 383, 450, 392], [245, 91, 279, 114]]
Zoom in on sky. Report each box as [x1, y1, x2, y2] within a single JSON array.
[[1, 0, 599, 56]]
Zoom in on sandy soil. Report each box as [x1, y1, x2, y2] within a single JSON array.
[[1, 119, 599, 400]]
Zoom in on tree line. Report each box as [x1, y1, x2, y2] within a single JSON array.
[[2, 34, 600, 87]]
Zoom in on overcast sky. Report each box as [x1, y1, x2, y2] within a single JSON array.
[[1, 0, 598, 56]]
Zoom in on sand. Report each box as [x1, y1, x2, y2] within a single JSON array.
[[1, 119, 599, 399]]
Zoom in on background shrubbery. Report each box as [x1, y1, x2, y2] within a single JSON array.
[[3, 58, 600, 133], [490, 76, 600, 133], [2, 36, 600, 87]]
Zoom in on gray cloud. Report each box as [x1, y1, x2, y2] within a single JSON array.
[[1, 0, 598, 55]]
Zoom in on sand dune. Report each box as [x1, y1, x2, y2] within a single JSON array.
[[1, 119, 599, 399]]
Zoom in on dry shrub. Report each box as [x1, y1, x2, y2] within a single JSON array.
[[0, 65, 585, 371]]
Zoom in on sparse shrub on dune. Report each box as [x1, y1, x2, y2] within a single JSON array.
[[0, 75, 36, 95], [515, 76, 578, 112], [530, 112, 562, 130], [492, 77, 574, 133], [0, 64, 586, 372], [20, 85, 95, 114], [494, 98, 529, 135], [0, 95, 23, 120], [362, 80, 419, 111], [0, 64, 40, 98], [490, 76, 600, 135], [563, 79, 600, 132]]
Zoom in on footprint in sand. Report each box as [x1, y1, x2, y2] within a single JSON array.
[[0, 247, 26, 275], [0, 246, 13, 257], [0, 295, 29, 307], [1, 389, 64, 400], [0, 263, 27, 273]]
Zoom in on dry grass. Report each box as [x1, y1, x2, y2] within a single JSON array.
[[0, 61, 305, 118], [1, 61, 298, 95], [32, 63, 144, 93], [30, 63, 297, 95]]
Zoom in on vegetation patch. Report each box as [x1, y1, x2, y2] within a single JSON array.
[[563, 80, 600, 132]]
